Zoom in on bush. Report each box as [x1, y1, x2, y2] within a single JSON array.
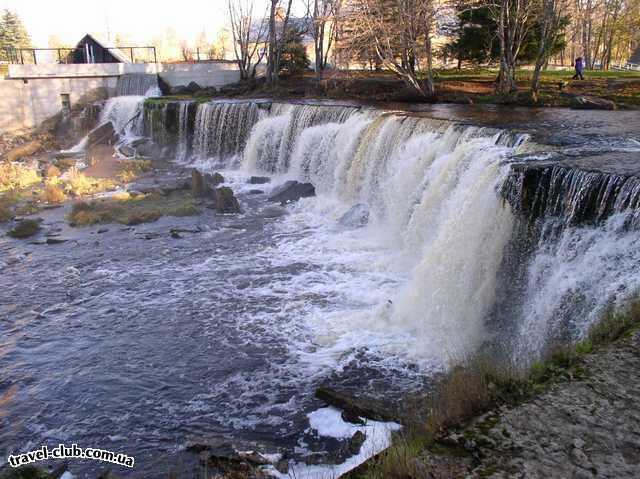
[[0, 162, 40, 192], [8, 219, 41, 238], [43, 183, 67, 203]]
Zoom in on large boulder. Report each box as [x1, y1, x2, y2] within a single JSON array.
[[214, 187, 242, 214], [570, 96, 616, 110], [87, 121, 116, 148], [191, 170, 225, 198], [339, 204, 369, 228], [268, 180, 315, 205], [248, 176, 271, 185], [314, 386, 397, 423]]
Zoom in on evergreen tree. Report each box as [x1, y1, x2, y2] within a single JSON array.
[[278, 28, 310, 75], [0, 10, 32, 62]]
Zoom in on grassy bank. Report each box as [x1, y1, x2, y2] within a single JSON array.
[[170, 67, 640, 109], [68, 190, 198, 227], [349, 299, 640, 478]]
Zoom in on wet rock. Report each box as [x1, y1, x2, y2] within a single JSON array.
[[260, 205, 289, 218], [349, 430, 367, 455], [185, 81, 202, 94], [97, 228, 109, 234], [135, 141, 156, 158], [191, 170, 207, 197], [214, 187, 242, 214], [7, 219, 42, 239], [268, 180, 315, 205], [248, 189, 264, 195], [570, 96, 616, 110], [275, 458, 289, 474], [96, 471, 120, 479], [119, 145, 136, 158], [87, 121, 116, 148], [341, 409, 365, 425], [237, 450, 270, 466], [191, 170, 224, 198], [248, 176, 271, 185], [205, 172, 225, 188], [315, 387, 397, 422], [46, 238, 68, 245], [170, 231, 182, 239], [188, 442, 267, 477], [338, 203, 369, 228]]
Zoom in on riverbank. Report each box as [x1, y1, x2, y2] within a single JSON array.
[[349, 302, 640, 478], [162, 69, 640, 110]]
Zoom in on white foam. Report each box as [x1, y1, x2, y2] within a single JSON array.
[[266, 406, 401, 479]]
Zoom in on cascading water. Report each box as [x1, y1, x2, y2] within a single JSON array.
[[116, 73, 160, 96], [7, 98, 640, 478], [191, 101, 261, 165], [144, 99, 640, 366]]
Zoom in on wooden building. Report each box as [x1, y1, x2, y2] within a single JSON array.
[[69, 34, 131, 64]]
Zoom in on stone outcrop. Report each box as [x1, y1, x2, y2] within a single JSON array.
[[248, 176, 271, 184], [339, 203, 370, 228], [214, 186, 242, 214], [570, 95, 616, 110], [314, 386, 398, 423], [87, 121, 117, 149], [268, 180, 316, 205]]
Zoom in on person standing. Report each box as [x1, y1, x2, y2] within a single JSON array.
[[573, 57, 585, 80]]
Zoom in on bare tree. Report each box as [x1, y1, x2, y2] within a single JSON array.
[[308, 0, 342, 77], [351, 0, 438, 97], [228, 0, 268, 80], [489, 0, 535, 95], [531, 0, 569, 98]]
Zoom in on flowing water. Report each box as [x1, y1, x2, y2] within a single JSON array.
[[2, 98, 640, 478]]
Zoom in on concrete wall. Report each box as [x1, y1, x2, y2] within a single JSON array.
[[7, 62, 240, 87], [0, 75, 116, 133], [2, 62, 242, 132]]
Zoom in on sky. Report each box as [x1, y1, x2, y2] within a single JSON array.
[[0, 0, 246, 47]]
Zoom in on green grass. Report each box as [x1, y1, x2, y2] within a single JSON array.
[[68, 190, 199, 227], [433, 67, 640, 81]]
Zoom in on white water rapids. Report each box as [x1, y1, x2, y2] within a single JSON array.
[[156, 100, 640, 369]]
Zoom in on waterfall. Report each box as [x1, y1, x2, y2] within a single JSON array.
[[176, 102, 191, 163], [140, 99, 640, 364], [192, 101, 261, 165], [100, 95, 146, 140], [116, 73, 160, 97]]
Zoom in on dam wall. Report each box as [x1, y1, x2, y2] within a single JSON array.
[[0, 62, 242, 133]]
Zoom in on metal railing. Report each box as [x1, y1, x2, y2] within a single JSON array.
[[0, 46, 157, 65]]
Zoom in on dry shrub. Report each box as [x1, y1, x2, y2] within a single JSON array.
[[64, 168, 116, 197], [0, 162, 41, 192], [117, 159, 153, 183], [5, 140, 43, 162], [43, 183, 67, 204]]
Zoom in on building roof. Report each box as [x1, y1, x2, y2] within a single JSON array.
[[75, 34, 131, 63]]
